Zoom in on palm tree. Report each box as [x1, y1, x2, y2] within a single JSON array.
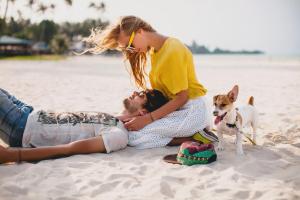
[[36, 3, 48, 45], [36, 3, 48, 14], [50, 4, 56, 10], [64, 0, 73, 6], [16, 9, 22, 20], [3, 0, 16, 21], [2, 0, 105, 25], [26, 0, 72, 10], [89, 1, 105, 12], [26, 0, 36, 9]]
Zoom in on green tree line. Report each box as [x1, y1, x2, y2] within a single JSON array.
[[0, 17, 108, 54]]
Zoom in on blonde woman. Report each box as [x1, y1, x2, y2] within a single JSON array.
[[84, 16, 210, 149]]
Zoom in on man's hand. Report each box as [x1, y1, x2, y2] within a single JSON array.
[[124, 114, 152, 131]]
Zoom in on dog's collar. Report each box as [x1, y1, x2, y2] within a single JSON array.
[[226, 108, 239, 129], [226, 122, 237, 128]]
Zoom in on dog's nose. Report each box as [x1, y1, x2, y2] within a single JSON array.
[[213, 111, 219, 116]]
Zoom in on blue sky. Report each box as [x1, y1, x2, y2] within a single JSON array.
[[3, 0, 300, 55]]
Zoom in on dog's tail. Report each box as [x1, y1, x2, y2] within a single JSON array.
[[248, 96, 254, 106]]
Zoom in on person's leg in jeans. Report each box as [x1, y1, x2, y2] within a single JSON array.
[[0, 88, 33, 146], [0, 89, 27, 109]]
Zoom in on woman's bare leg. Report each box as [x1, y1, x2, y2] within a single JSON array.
[[167, 137, 195, 146], [0, 136, 106, 163]]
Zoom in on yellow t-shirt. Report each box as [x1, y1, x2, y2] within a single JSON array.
[[150, 37, 207, 100]]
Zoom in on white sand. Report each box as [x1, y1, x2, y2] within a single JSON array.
[[0, 55, 299, 200]]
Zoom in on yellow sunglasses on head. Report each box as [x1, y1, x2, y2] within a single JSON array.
[[126, 31, 135, 50]]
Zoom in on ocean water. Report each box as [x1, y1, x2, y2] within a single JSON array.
[[0, 54, 299, 115]]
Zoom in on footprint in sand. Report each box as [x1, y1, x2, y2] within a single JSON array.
[[122, 180, 139, 189], [292, 143, 300, 148], [55, 182, 72, 190], [264, 133, 289, 144], [277, 113, 286, 116], [84, 97, 92, 101], [162, 176, 187, 184], [68, 162, 91, 169], [106, 174, 140, 189], [215, 188, 230, 193], [190, 189, 200, 198], [271, 135, 289, 144], [234, 191, 250, 199], [90, 181, 120, 197], [137, 165, 147, 175], [251, 147, 281, 160], [89, 180, 102, 186], [58, 197, 79, 200], [107, 161, 116, 167], [160, 181, 175, 198], [231, 174, 240, 182], [252, 191, 264, 199], [107, 173, 137, 181], [282, 118, 292, 123], [2, 185, 28, 196]]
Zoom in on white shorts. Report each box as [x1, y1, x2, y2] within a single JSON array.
[[101, 122, 128, 153], [128, 96, 210, 149]]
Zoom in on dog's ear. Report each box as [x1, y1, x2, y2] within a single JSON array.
[[213, 95, 219, 104], [227, 85, 239, 102]]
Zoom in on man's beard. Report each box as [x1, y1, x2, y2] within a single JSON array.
[[123, 98, 138, 114]]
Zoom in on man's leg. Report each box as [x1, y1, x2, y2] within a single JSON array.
[[0, 88, 32, 146], [0, 88, 29, 108], [0, 89, 19, 144]]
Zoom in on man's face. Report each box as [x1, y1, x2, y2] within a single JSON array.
[[123, 91, 147, 114]]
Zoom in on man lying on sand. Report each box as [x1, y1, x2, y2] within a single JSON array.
[[0, 88, 195, 164], [0, 88, 166, 162]]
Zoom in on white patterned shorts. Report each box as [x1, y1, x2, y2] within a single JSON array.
[[128, 96, 210, 149]]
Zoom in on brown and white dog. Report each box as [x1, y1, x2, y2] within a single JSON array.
[[213, 85, 258, 155]]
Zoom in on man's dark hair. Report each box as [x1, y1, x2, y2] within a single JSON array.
[[144, 89, 169, 112]]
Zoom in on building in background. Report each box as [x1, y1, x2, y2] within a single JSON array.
[[0, 36, 33, 56]]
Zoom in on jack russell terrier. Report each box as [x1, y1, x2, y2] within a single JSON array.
[[213, 85, 258, 155]]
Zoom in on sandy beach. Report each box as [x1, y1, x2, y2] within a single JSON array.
[[0, 55, 300, 200]]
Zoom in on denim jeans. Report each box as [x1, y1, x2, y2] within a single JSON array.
[[0, 88, 33, 147]]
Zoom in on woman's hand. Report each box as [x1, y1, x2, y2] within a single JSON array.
[[124, 114, 152, 131]]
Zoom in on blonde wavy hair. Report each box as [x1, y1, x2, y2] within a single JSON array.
[[83, 16, 156, 89]]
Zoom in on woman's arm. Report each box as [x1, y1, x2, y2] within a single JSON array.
[[151, 89, 188, 121], [124, 90, 188, 131], [0, 137, 106, 163]]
